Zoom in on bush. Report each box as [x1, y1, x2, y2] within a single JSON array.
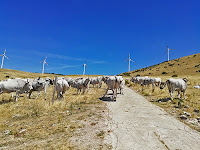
[[136, 74, 140, 77], [168, 63, 174, 67], [122, 72, 130, 76], [172, 75, 178, 77], [162, 72, 168, 74], [125, 80, 129, 85]]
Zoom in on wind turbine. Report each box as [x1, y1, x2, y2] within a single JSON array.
[[0, 49, 9, 69], [125, 53, 134, 72], [40, 56, 48, 74], [83, 62, 87, 75], [166, 43, 174, 61]]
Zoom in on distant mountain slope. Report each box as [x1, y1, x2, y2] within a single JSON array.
[[121, 53, 200, 76]]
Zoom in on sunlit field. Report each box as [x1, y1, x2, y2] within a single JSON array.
[[0, 69, 110, 149]]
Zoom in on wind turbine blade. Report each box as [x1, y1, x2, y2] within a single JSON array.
[[124, 59, 128, 62], [4, 49, 6, 54], [45, 62, 48, 65], [130, 60, 134, 62], [0, 55, 2, 56], [170, 49, 174, 50], [40, 61, 44, 63], [4, 55, 9, 59]]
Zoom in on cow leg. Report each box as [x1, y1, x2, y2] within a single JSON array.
[[28, 91, 34, 99], [82, 88, 85, 94], [103, 88, 109, 97], [120, 88, 123, 94], [36, 91, 40, 99], [113, 88, 117, 100], [183, 91, 186, 99], [169, 90, 173, 100], [44, 88, 47, 100], [111, 89, 115, 100], [15, 92, 19, 102], [99, 83, 102, 88], [12, 93, 14, 98], [57, 90, 60, 99], [152, 82, 155, 93], [177, 91, 180, 99], [87, 86, 90, 93]]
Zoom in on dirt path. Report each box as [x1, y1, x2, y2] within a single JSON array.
[[105, 86, 200, 150]]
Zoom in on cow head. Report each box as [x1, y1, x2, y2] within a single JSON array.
[[102, 76, 109, 83], [160, 82, 167, 89], [24, 79, 33, 93], [46, 77, 53, 85], [183, 78, 188, 83]]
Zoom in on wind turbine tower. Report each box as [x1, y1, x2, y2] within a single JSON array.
[[83, 63, 87, 75], [0, 49, 9, 69], [40, 56, 48, 74], [125, 53, 134, 72], [166, 43, 174, 61]]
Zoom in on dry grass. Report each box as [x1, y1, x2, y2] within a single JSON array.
[[128, 75, 200, 131], [0, 70, 108, 149], [123, 53, 200, 131]]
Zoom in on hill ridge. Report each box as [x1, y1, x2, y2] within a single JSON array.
[[121, 53, 200, 76]]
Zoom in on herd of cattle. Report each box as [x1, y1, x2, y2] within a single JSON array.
[[0, 75, 199, 102], [130, 76, 189, 100], [0, 76, 124, 101]]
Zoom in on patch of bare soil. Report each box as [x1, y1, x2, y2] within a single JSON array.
[[68, 102, 112, 150]]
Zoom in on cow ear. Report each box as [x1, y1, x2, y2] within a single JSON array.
[[183, 78, 188, 83]]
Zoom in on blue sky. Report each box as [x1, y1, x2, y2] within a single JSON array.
[[0, 0, 199, 75]]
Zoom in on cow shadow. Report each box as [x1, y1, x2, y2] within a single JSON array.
[[156, 98, 171, 102], [0, 99, 16, 105], [99, 96, 116, 102]]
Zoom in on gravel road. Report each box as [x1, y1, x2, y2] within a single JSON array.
[[105, 86, 200, 150]]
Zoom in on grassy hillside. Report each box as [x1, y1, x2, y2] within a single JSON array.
[[122, 53, 200, 131], [0, 69, 110, 149], [121, 53, 200, 77]]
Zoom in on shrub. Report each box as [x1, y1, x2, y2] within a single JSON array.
[[168, 63, 174, 67], [136, 74, 140, 77], [162, 72, 168, 74], [125, 80, 129, 85], [172, 75, 178, 77], [122, 72, 130, 76]]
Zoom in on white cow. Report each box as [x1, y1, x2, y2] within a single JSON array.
[[0, 78, 33, 101], [90, 76, 102, 88], [115, 76, 125, 94], [151, 77, 162, 86], [75, 78, 90, 94], [102, 76, 123, 100], [54, 78, 69, 99], [131, 76, 149, 85], [28, 77, 53, 100], [193, 85, 200, 89], [103, 76, 118, 100], [160, 78, 188, 100], [141, 78, 155, 92]]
